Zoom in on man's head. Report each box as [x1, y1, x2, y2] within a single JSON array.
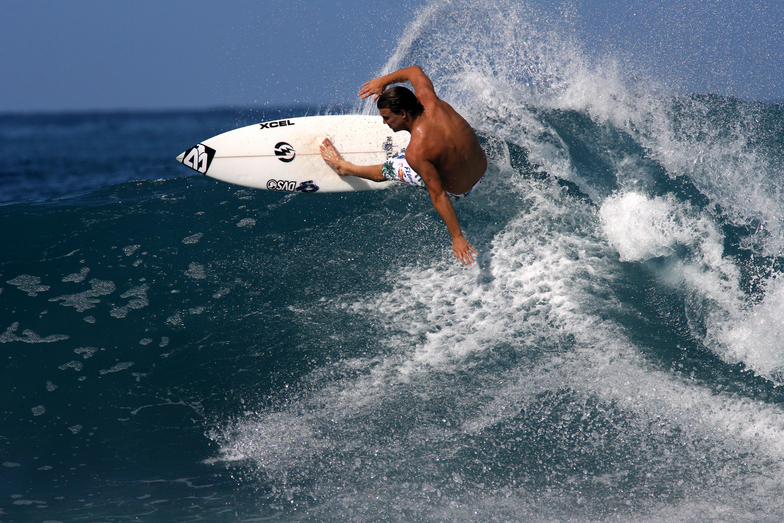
[[377, 86, 424, 119], [377, 86, 424, 132]]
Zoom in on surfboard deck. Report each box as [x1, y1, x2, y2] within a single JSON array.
[[176, 115, 410, 193]]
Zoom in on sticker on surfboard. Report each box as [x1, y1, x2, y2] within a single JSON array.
[[179, 144, 216, 174], [273, 142, 296, 163], [266, 179, 320, 193]]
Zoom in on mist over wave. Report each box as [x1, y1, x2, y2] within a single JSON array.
[[207, 1, 784, 521], [3, 1, 784, 521]]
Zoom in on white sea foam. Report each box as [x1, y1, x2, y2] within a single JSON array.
[[49, 279, 116, 312], [600, 192, 717, 262], [184, 262, 206, 280], [7, 275, 50, 296], [600, 191, 784, 382], [214, 180, 784, 520], [216, 0, 784, 518], [0, 322, 69, 344], [62, 267, 90, 283], [710, 275, 784, 381], [386, 0, 784, 387]]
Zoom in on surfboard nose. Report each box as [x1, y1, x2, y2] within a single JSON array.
[[175, 151, 185, 162]]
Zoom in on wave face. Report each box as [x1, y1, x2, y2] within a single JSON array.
[[3, 1, 784, 521]]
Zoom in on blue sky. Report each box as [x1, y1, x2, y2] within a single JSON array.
[[1, 0, 782, 113], [0, 0, 422, 113]]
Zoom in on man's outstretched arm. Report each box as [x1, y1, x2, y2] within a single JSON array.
[[358, 66, 436, 103], [409, 154, 477, 266], [320, 138, 385, 181]]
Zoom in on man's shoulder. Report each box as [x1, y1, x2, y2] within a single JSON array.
[[401, 138, 433, 167], [402, 138, 425, 159], [403, 131, 443, 176], [415, 85, 440, 108]]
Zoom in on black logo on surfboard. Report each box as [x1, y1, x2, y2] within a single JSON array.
[[266, 179, 320, 193], [296, 181, 319, 193], [259, 119, 295, 129], [180, 143, 216, 174], [384, 136, 394, 159], [274, 142, 296, 163]]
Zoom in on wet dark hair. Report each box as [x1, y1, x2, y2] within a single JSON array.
[[377, 86, 424, 118]]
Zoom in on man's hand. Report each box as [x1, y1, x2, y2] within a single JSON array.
[[358, 78, 388, 101], [319, 138, 346, 176], [452, 235, 478, 266]]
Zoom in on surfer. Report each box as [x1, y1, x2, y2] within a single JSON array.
[[320, 66, 486, 266]]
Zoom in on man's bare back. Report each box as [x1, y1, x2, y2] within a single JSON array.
[[320, 66, 486, 266], [402, 93, 487, 196]]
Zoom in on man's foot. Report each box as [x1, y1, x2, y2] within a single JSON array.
[[320, 138, 346, 176]]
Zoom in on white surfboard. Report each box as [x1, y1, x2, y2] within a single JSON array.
[[176, 115, 410, 193]]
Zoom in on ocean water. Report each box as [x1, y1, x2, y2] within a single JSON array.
[[3, 1, 784, 522]]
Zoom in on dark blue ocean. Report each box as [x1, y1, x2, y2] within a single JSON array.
[[3, 2, 784, 522]]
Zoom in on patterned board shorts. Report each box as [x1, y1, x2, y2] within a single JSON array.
[[381, 148, 485, 201]]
